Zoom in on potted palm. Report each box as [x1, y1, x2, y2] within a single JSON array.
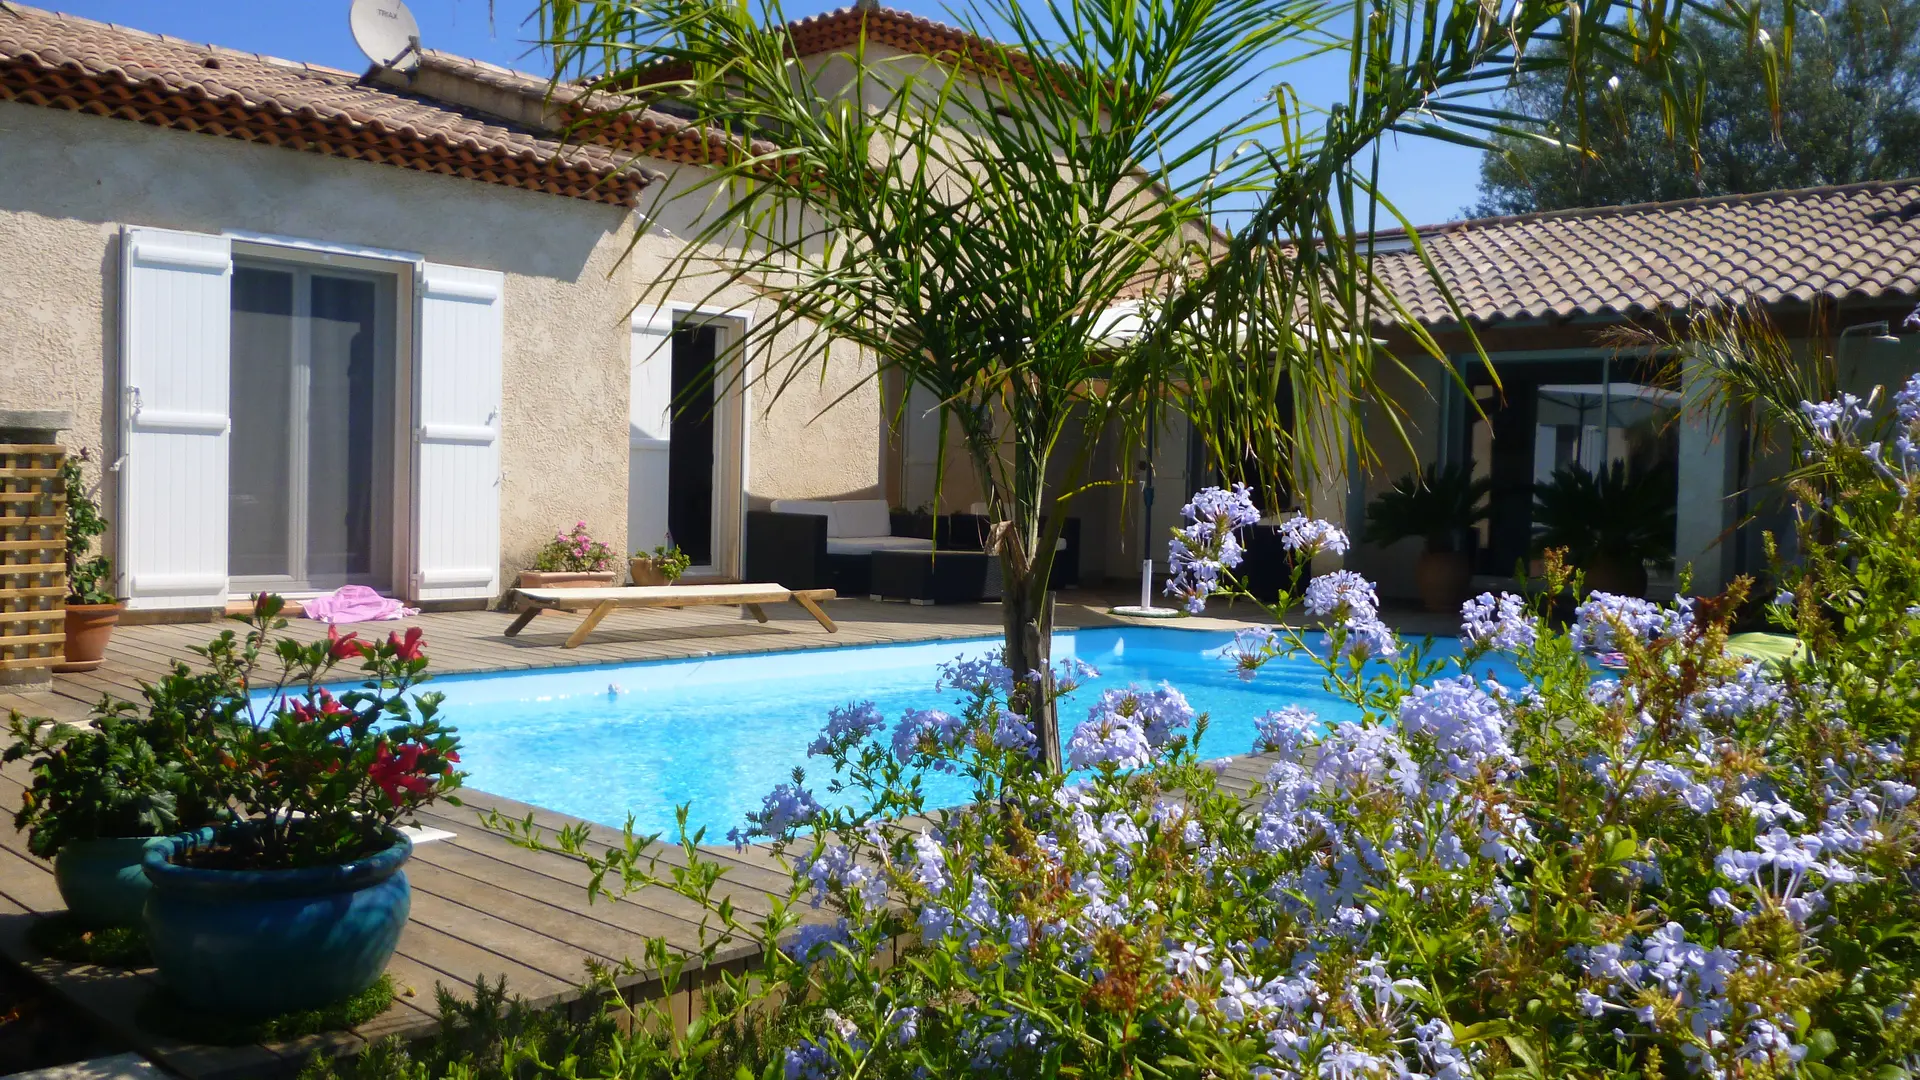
[[518, 522, 619, 589], [141, 596, 462, 1019], [55, 450, 124, 672], [629, 539, 691, 587], [4, 702, 223, 928], [1362, 462, 1492, 613], [1532, 462, 1677, 598]]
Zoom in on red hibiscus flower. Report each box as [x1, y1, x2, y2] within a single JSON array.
[[388, 627, 426, 662], [327, 626, 370, 661], [288, 689, 350, 727], [369, 741, 434, 807]]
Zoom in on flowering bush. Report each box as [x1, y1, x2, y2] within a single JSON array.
[[183, 595, 463, 869], [478, 395, 1917, 1080], [4, 597, 462, 871], [534, 522, 619, 573]]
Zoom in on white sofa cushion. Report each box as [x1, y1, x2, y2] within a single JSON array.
[[827, 535, 935, 556], [769, 499, 836, 523], [829, 499, 893, 539]]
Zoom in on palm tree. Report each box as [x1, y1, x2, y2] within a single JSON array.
[[536, 0, 1793, 770]]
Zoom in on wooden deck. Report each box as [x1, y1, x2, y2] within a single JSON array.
[[0, 591, 1164, 725], [0, 591, 1289, 1079]]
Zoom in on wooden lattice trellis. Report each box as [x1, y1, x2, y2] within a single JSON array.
[[0, 444, 66, 671]]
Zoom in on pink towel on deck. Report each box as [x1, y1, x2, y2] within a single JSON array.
[[302, 585, 421, 625]]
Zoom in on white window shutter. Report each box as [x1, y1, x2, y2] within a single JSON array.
[[118, 226, 232, 610], [627, 306, 674, 556], [413, 263, 504, 602]]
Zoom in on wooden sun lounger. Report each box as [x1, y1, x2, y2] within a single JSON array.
[[504, 583, 838, 648]]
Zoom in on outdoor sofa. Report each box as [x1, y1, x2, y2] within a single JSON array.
[[744, 498, 1080, 597]]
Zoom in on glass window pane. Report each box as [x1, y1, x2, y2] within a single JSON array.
[[307, 274, 384, 583], [229, 266, 294, 579]]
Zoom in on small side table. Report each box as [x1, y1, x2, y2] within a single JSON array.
[[869, 549, 993, 605]]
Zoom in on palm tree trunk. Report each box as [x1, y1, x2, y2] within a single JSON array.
[[972, 391, 1067, 772], [1002, 560, 1061, 773]]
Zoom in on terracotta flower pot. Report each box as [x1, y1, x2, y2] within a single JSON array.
[[1413, 550, 1473, 614], [516, 570, 617, 590], [628, 560, 672, 587], [55, 600, 125, 673]]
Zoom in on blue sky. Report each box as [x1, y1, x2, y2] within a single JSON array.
[[48, 0, 1489, 227]]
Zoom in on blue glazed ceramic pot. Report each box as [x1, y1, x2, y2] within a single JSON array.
[[53, 834, 185, 927], [142, 826, 411, 1019]]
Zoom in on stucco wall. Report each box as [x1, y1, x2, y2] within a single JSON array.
[[618, 161, 886, 508], [0, 101, 886, 596]]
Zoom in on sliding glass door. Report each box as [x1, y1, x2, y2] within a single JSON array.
[[1461, 356, 1679, 577], [229, 258, 396, 593]]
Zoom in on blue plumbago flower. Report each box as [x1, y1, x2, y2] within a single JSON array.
[[891, 707, 970, 765], [1226, 627, 1281, 680], [1302, 570, 1377, 620], [936, 652, 1016, 695], [1164, 940, 1214, 976], [1569, 592, 1679, 652], [1577, 922, 1779, 1054], [1302, 571, 1399, 660], [907, 831, 950, 891], [1335, 617, 1399, 661], [1770, 589, 1795, 608], [1631, 757, 1720, 814], [991, 709, 1037, 754], [1459, 591, 1535, 651], [807, 700, 885, 757], [1800, 393, 1871, 443], [1166, 485, 1261, 612], [1273, 515, 1350, 558], [782, 1037, 835, 1080], [1896, 372, 1920, 425], [798, 845, 887, 909], [731, 781, 825, 847], [1686, 663, 1788, 726], [1715, 827, 1862, 925], [783, 919, 852, 964], [1066, 709, 1152, 771], [1253, 705, 1320, 756], [964, 1015, 1044, 1069], [1090, 683, 1195, 747], [1182, 483, 1263, 530], [1397, 675, 1519, 780], [1739, 1018, 1809, 1067], [885, 1006, 920, 1046], [1050, 656, 1100, 693]]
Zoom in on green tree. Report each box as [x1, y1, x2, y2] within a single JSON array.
[[1473, 0, 1920, 215], [541, 0, 1794, 770]]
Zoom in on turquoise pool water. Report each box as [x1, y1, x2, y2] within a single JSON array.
[[392, 627, 1517, 839]]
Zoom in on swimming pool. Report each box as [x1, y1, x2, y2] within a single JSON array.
[[401, 626, 1517, 839]]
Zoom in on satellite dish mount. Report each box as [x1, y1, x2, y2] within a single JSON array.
[[349, 0, 424, 75]]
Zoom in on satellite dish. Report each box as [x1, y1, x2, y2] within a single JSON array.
[[349, 0, 423, 73]]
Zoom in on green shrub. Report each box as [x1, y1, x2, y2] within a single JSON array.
[[356, 384, 1918, 1078]]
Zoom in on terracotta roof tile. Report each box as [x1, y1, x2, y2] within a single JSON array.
[[409, 49, 775, 171], [0, 2, 659, 205], [1370, 180, 1920, 328]]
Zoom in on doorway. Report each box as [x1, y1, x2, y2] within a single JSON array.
[[228, 257, 397, 593], [1460, 356, 1679, 577], [667, 323, 718, 568]]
